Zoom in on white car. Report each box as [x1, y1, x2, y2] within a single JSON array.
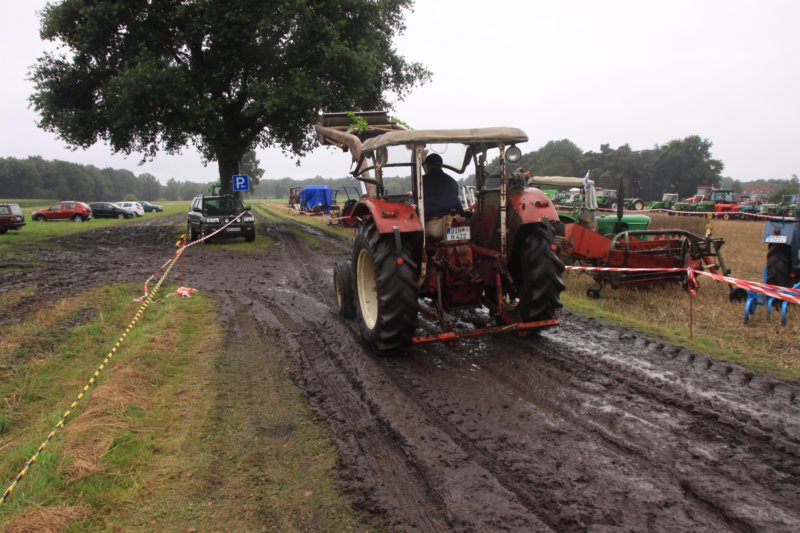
[[115, 201, 144, 217]]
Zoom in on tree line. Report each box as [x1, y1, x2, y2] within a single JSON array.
[[0, 156, 208, 202], [2, 138, 796, 204]]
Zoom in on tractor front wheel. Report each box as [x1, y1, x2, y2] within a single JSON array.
[[352, 221, 419, 356], [502, 225, 566, 323], [767, 244, 791, 287], [333, 261, 356, 318]]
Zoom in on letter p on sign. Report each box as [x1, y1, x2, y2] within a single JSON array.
[[232, 175, 249, 191]]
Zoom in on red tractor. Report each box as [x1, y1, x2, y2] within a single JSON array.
[[317, 112, 565, 356]]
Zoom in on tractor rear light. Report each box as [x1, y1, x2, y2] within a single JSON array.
[[535, 200, 550, 208], [551, 244, 558, 251], [396, 257, 404, 265], [382, 210, 398, 218]]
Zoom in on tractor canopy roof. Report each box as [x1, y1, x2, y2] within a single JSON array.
[[359, 127, 528, 153]]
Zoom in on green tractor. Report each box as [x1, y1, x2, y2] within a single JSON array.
[[595, 188, 646, 211], [737, 193, 768, 219], [530, 177, 650, 235], [647, 192, 679, 210], [761, 194, 799, 217]]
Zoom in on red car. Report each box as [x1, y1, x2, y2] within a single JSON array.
[[32, 201, 93, 222], [0, 203, 25, 234]]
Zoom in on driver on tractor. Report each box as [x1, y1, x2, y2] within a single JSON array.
[[422, 153, 464, 238]]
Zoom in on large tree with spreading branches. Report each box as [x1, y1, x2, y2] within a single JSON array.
[[31, 0, 429, 194]]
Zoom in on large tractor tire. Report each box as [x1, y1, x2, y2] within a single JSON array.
[[502, 225, 566, 323], [766, 244, 791, 287], [352, 221, 419, 356]]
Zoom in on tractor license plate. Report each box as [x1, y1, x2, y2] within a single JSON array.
[[446, 226, 470, 241], [225, 227, 241, 232], [765, 234, 788, 243]]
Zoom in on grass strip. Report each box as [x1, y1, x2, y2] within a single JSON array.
[[0, 284, 355, 531]]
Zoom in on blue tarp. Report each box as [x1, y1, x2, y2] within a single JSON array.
[[299, 185, 334, 214]]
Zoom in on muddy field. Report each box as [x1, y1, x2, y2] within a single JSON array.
[[2, 213, 799, 532]]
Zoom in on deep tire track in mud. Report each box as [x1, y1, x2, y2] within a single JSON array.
[[3, 212, 799, 531]]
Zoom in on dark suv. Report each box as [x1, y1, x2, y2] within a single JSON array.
[[187, 194, 256, 242], [0, 203, 25, 234]]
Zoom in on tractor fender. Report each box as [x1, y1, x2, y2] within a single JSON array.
[[351, 197, 423, 234], [506, 187, 561, 253]]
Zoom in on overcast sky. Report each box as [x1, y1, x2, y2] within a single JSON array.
[[1, 0, 798, 184]]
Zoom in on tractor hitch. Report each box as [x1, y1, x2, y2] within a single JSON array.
[[411, 319, 559, 345]]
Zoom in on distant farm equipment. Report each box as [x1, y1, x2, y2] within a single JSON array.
[[533, 177, 741, 300], [328, 185, 363, 227], [674, 188, 739, 218], [289, 185, 336, 215], [648, 193, 679, 210]]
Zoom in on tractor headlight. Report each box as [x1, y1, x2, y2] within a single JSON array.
[[243, 216, 254, 222], [205, 217, 220, 223], [506, 145, 522, 163]]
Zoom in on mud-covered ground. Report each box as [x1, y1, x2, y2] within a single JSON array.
[[2, 214, 799, 532]]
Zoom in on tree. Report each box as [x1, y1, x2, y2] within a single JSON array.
[[31, 0, 429, 195], [646, 136, 723, 199], [239, 150, 265, 192]]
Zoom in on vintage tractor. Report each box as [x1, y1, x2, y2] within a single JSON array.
[[530, 176, 740, 299], [745, 209, 800, 324], [673, 185, 716, 212], [329, 185, 363, 227], [765, 209, 800, 287], [594, 188, 645, 211], [317, 112, 565, 356], [648, 192, 679, 210], [736, 193, 768, 219]]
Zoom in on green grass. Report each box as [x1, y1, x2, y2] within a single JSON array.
[[253, 202, 354, 240], [0, 282, 356, 531], [0, 202, 185, 254]]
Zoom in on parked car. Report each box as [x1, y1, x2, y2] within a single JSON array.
[[89, 202, 135, 219], [138, 200, 163, 212], [115, 201, 144, 217], [187, 194, 256, 242], [0, 203, 25, 233], [32, 201, 93, 222]]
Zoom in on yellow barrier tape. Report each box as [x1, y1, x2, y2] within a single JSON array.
[[0, 245, 187, 505]]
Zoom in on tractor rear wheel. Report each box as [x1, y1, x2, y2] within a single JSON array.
[[502, 225, 566, 323], [352, 221, 419, 356], [766, 244, 791, 287]]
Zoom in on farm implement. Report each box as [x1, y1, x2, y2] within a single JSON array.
[[531, 177, 742, 300]]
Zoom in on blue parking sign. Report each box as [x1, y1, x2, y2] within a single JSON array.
[[232, 174, 249, 191]]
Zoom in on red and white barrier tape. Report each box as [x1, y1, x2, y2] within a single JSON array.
[[555, 204, 795, 221], [135, 212, 245, 301]]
